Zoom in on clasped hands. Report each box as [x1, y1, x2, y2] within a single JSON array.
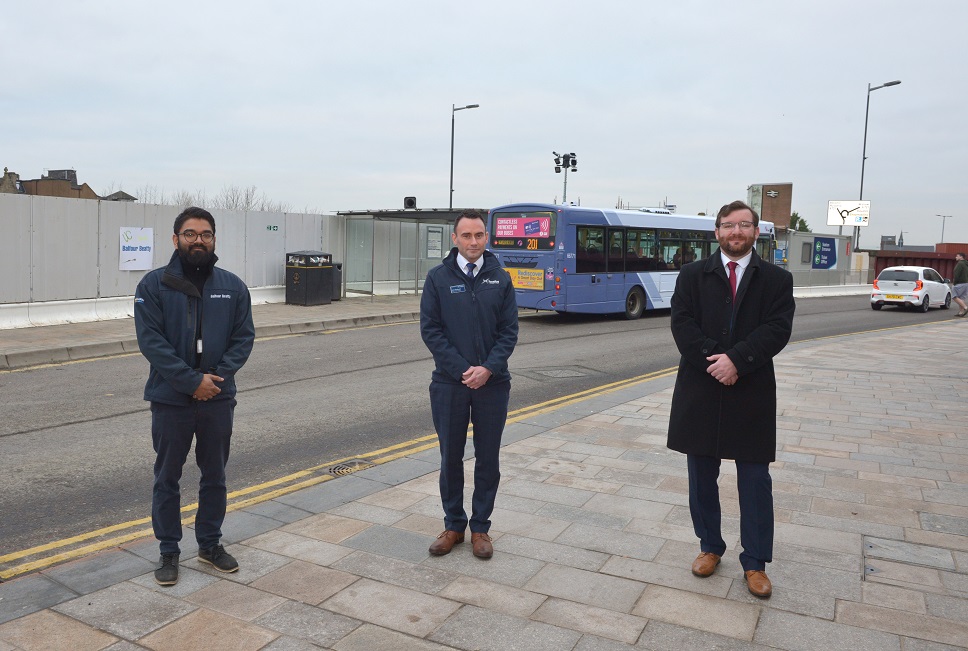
[[192, 373, 224, 401], [706, 354, 738, 386], [462, 365, 491, 390]]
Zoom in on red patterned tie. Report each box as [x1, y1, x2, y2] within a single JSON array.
[[727, 261, 738, 300]]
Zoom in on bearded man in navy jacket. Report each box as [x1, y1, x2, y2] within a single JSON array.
[[135, 206, 254, 586], [420, 210, 518, 560]]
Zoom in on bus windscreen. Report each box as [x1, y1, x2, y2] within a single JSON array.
[[491, 211, 557, 251]]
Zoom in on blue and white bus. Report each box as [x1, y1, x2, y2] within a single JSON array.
[[488, 203, 775, 319]]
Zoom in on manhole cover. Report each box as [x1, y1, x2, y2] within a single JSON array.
[[515, 366, 600, 382], [328, 459, 374, 476], [535, 369, 586, 378]]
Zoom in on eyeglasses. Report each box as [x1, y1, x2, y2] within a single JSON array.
[[178, 230, 215, 243], [717, 221, 755, 232]]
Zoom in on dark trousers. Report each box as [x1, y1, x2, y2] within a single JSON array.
[[430, 379, 510, 534], [151, 399, 236, 554], [687, 454, 773, 571]]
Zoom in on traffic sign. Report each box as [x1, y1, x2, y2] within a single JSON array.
[[826, 200, 871, 227]]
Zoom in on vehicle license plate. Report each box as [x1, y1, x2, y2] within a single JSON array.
[[886, 294, 903, 300]]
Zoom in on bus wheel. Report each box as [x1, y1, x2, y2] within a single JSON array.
[[625, 287, 646, 320]]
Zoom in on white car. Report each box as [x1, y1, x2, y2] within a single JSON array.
[[871, 266, 952, 312]]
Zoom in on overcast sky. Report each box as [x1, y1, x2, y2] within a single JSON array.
[[3, 1, 966, 247]]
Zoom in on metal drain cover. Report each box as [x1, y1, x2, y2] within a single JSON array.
[[328, 459, 374, 476], [536, 369, 586, 378], [515, 366, 600, 381]]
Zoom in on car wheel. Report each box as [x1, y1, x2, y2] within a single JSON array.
[[871, 303, 882, 311], [624, 287, 646, 320], [942, 293, 951, 309], [920, 295, 931, 312]]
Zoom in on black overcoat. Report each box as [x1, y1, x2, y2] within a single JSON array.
[[666, 251, 795, 463]]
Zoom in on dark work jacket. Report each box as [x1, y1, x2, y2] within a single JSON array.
[[135, 250, 255, 406], [667, 251, 795, 463], [420, 248, 518, 384]]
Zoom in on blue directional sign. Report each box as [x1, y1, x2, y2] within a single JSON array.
[[812, 237, 837, 270]]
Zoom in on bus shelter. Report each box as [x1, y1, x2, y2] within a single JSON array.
[[338, 209, 488, 296]]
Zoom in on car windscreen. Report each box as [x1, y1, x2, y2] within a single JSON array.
[[877, 270, 919, 282]]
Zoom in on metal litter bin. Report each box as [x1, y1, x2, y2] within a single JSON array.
[[285, 251, 333, 306]]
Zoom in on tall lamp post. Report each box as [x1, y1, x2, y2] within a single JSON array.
[[936, 214, 952, 243], [449, 103, 479, 210], [856, 79, 901, 250]]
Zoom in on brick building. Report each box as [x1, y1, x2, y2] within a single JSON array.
[[747, 182, 793, 231]]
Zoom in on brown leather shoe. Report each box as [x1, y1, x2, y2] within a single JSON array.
[[428, 530, 464, 556], [471, 532, 493, 559], [691, 552, 721, 577], [745, 570, 772, 598]]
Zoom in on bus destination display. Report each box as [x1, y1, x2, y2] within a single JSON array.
[[491, 212, 556, 251]]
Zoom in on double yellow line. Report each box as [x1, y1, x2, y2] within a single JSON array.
[[0, 367, 674, 581]]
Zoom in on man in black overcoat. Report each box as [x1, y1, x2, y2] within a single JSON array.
[[667, 200, 795, 598]]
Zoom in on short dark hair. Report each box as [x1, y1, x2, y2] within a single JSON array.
[[173, 206, 216, 234], [453, 209, 486, 232], [715, 200, 759, 228], [957, 252, 966, 259]]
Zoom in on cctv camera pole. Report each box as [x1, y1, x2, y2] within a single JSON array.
[[553, 151, 578, 204]]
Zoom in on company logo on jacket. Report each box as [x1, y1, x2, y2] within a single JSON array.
[[482, 278, 500, 285]]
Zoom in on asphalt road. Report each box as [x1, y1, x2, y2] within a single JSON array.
[[0, 295, 957, 558]]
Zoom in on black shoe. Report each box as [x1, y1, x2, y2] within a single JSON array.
[[154, 552, 180, 585], [198, 544, 239, 573]]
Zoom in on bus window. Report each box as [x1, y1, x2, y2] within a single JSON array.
[[627, 228, 656, 271], [681, 231, 709, 265], [576, 226, 605, 273], [658, 230, 679, 268], [607, 229, 625, 273]]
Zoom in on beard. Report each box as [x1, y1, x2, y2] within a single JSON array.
[[178, 242, 215, 267], [717, 232, 756, 258]]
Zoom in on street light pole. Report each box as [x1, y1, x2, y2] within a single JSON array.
[[449, 103, 479, 211], [856, 79, 901, 251], [936, 214, 952, 243]]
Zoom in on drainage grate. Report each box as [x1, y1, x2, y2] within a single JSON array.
[[328, 459, 375, 476]]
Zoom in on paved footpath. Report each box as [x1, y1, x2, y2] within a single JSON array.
[[1, 303, 966, 649]]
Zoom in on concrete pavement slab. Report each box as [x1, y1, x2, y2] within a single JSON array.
[[0, 573, 79, 625], [531, 597, 646, 644], [428, 605, 582, 651], [332, 623, 454, 651], [183, 578, 288, 620], [322, 577, 460, 638], [523, 563, 646, 612], [0, 609, 119, 650], [338, 524, 435, 564], [253, 601, 360, 648], [633, 583, 760, 640], [137, 608, 279, 651], [52, 582, 197, 640], [332, 550, 458, 595], [40, 549, 155, 596], [248, 560, 358, 606]]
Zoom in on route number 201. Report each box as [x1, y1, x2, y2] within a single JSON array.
[[526, 238, 539, 250]]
